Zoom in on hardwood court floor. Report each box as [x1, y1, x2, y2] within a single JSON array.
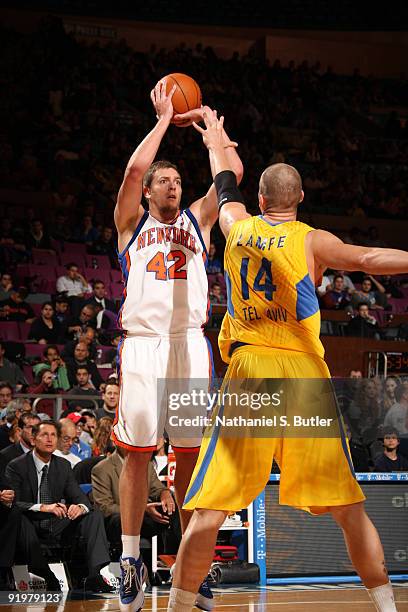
[[2, 585, 408, 611]]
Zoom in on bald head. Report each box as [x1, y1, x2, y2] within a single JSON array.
[[57, 418, 77, 454], [259, 163, 303, 213]]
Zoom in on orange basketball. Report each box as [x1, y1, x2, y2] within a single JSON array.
[[163, 73, 202, 120]]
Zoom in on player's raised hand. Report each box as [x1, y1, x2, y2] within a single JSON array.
[[150, 80, 176, 123]]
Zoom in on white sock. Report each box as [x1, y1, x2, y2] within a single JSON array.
[[121, 535, 140, 559], [367, 582, 397, 611], [167, 587, 196, 612]]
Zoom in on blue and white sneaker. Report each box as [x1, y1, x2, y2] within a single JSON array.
[[119, 556, 147, 612], [195, 579, 214, 611]]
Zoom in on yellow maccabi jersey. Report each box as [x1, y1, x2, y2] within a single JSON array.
[[219, 215, 324, 363]]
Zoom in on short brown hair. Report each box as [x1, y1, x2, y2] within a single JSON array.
[[259, 163, 302, 212], [143, 160, 180, 190]]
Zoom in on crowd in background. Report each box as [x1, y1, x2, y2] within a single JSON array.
[[0, 14, 408, 589]]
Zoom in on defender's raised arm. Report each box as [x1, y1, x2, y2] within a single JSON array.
[[193, 111, 249, 238]]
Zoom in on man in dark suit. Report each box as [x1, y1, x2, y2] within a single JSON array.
[[5, 420, 113, 592], [0, 413, 40, 476], [84, 280, 117, 314], [0, 473, 21, 589]]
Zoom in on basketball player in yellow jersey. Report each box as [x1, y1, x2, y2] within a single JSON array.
[[167, 112, 408, 612]]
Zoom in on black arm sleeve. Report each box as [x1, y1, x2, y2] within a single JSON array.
[[214, 170, 245, 209]]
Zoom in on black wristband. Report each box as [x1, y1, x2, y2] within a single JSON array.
[[214, 170, 245, 210]]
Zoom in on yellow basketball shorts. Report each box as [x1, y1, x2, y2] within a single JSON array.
[[183, 345, 365, 514]]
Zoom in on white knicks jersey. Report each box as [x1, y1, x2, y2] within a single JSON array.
[[118, 208, 210, 336]]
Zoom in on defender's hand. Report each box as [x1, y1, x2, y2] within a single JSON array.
[[193, 111, 236, 150]]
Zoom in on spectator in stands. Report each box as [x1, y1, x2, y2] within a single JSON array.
[[66, 304, 97, 340], [66, 412, 92, 461], [373, 428, 408, 472], [384, 383, 408, 435], [50, 211, 71, 242], [65, 341, 104, 390], [72, 215, 99, 245], [365, 226, 387, 248], [350, 275, 387, 310], [92, 416, 113, 456], [0, 472, 21, 590], [89, 226, 118, 269], [79, 409, 97, 446], [56, 263, 91, 298], [0, 382, 13, 413], [320, 274, 351, 310], [28, 302, 63, 344], [91, 445, 178, 557], [67, 365, 99, 412], [28, 368, 59, 418], [6, 420, 114, 593], [53, 418, 81, 468], [0, 273, 14, 301], [381, 275, 404, 299], [95, 380, 119, 420], [209, 282, 224, 304], [103, 331, 122, 367], [0, 401, 22, 451], [346, 303, 381, 339], [84, 280, 117, 315], [54, 294, 70, 329], [0, 339, 27, 390], [63, 327, 98, 362], [350, 370, 363, 378], [25, 219, 51, 250], [329, 270, 355, 293], [348, 378, 383, 444], [0, 413, 41, 475], [207, 243, 222, 275], [383, 376, 400, 414], [316, 273, 333, 298], [153, 437, 168, 479], [0, 287, 35, 323], [32, 345, 70, 392]]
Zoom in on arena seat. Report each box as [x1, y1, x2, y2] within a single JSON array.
[[31, 248, 56, 265], [19, 323, 31, 341], [59, 252, 87, 268], [30, 303, 43, 317], [24, 343, 46, 358], [110, 270, 122, 283], [84, 268, 110, 286], [387, 297, 408, 314], [27, 264, 57, 281], [97, 366, 114, 381], [110, 283, 123, 300], [0, 322, 20, 341], [23, 364, 34, 384], [85, 255, 110, 269], [62, 242, 88, 257]]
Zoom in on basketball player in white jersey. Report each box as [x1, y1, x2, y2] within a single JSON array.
[[113, 80, 243, 612]]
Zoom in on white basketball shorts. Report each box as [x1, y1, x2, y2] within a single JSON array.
[[112, 332, 214, 452]]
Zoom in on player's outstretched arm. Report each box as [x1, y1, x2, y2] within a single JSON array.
[[311, 230, 408, 276], [188, 108, 244, 235], [193, 111, 250, 239], [114, 81, 176, 235]]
